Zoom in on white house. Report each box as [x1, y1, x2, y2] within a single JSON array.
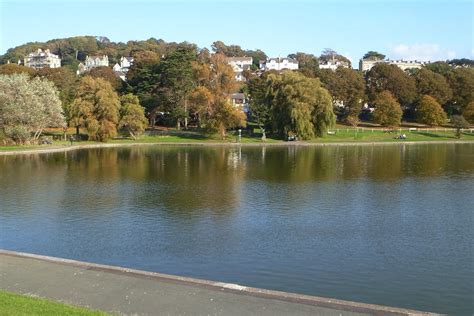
[[113, 56, 134, 81], [77, 55, 109, 75], [226, 57, 253, 81], [319, 58, 350, 71], [24, 49, 61, 69], [230, 93, 249, 113], [359, 58, 429, 72], [259, 57, 299, 71]]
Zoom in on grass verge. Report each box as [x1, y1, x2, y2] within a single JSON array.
[[0, 290, 108, 316]]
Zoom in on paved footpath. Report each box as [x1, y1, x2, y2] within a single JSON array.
[[0, 250, 436, 316]]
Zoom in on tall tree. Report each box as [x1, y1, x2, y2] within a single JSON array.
[[362, 51, 386, 60], [189, 53, 246, 138], [414, 68, 452, 105], [156, 46, 197, 129], [248, 74, 272, 133], [447, 68, 474, 112], [119, 94, 148, 139], [0, 73, 65, 144], [462, 101, 474, 124], [266, 71, 335, 139], [288, 52, 319, 77], [70, 76, 121, 141], [319, 67, 366, 121], [366, 63, 417, 107], [415, 95, 447, 126], [85, 66, 123, 91], [372, 91, 403, 127]]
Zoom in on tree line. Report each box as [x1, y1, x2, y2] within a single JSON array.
[[1, 37, 473, 144]]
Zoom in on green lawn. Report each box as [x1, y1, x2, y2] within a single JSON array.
[[0, 290, 108, 316], [1, 128, 474, 152]]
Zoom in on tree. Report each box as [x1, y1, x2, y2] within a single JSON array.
[[0, 73, 65, 144], [416, 95, 447, 126], [362, 51, 385, 60], [70, 76, 120, 141], [319, 67, 366, 121], [288, 52, 319, 77], [414, 68, 452, 105], [85, 66, 123, 91], [155, 46, 197, 129], [266, 71, 335, 139], [372, 91, 403, 127], [425, 61, 453, 76], [248, 75, 272, 134], [447, 68, 474, 112], [119, 94, 148, 139], [211, 41, 245, 57], [0, 64, 37, 76], [189, 53, 246, 138], [450, 115, 470, 138], [319, 48, 351, 67], [462, 101, 474, 123], [366, 63, 417, 107], [36, 67, 78, 133]]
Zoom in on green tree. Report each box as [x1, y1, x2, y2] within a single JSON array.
[[462, 101, 474, 123], [450, 115, 470, 138], [0, 73, 65, 144], [319, 48, 351, 67], [416, 95, 447, 126], [319, 67, 366, 121], [288, 52, 319, 77], [119, 94, 148, 139], [70, 76, 121, 141], [362, 51, 386, 60], [447, 68, 474, 112], [366, 63, 417, 107], [414, 68, 452, 105], [156, 46, 197, 129], [372, 91, 403, 127], [247, 75, 272, 133], [266, 71, 335, 139], [425, 61, 452, 76]]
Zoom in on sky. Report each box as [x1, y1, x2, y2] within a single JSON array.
[[0, 0, 473, 65]]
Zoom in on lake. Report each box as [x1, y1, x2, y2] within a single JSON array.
[[0, 144, 473, 315]]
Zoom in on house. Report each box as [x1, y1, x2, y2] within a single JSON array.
[[77, 55, 109, 75], [226, 57, 253, 81], [24, 49, 61, 69], [113, 56, 134, 81], [259, 57, 298, 71], [230, 93, 249, 113], [319, 57, 350, 71], [359, 58, 429, 72]]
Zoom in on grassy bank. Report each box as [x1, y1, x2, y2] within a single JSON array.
[[1, 127, 473, 152], [0, 290, 108, 316]]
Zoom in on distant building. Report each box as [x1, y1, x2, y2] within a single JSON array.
[[24, 49, 61, 69], [113, 56, 134, 81], [260, 57, 299, 71], [230, 93, 249, 113], [359, 58, 429, 72], [226, 57, 253, 81], [319, 57, 350, 71], [77, 55, 109, 75]]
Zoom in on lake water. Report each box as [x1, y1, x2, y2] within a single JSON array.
[[0, 144, 473, 315]]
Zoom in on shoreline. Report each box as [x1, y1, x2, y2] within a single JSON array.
[[0, 139, 473, 156], [0, 249, 437, 315]]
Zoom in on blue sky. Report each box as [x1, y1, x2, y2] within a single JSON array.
[[1, 0, 473, 65]]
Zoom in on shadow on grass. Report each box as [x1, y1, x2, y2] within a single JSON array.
[[412, 131, 456, 139]]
